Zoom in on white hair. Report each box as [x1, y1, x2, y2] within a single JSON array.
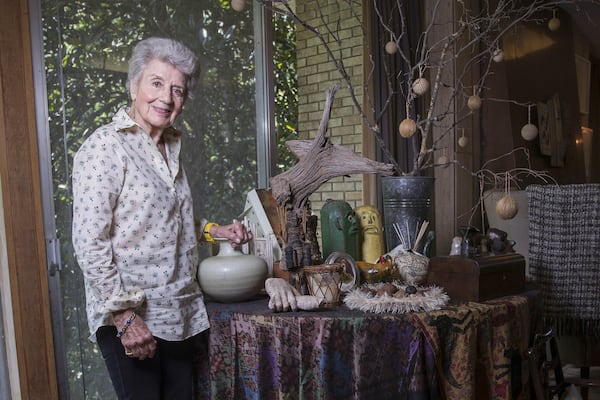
[[126, 37, 200, 99]]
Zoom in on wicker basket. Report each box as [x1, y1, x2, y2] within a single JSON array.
[[304, 263, 344, 307]]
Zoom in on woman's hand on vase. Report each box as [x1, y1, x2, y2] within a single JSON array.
[[213, 219, 253, 247]]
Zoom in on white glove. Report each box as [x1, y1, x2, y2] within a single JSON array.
[[265, 278, 322, 312]]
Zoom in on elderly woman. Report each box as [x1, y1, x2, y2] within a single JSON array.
[[71, 37, 251, 399]]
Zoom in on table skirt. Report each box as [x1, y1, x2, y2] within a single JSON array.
[[197, 291, 539, 400]]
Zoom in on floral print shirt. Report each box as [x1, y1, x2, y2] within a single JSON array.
[[72, 107, 209, 341]]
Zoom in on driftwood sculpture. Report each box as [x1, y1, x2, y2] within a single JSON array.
[[270, 84, 394, 276]]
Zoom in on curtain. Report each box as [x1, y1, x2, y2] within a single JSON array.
[[371, 0, 424, 173]]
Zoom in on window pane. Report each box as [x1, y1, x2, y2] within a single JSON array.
[[273, 11, 298, 174], [41, 0, 258, 397]]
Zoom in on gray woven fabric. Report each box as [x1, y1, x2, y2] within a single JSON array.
[[527, 184, 600, 336]]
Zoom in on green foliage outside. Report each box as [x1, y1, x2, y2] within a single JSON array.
[[41, 0, 296, 397], [274, 11, 298, 173]]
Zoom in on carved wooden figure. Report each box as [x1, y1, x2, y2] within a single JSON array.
[[270, 84, 394, 275]]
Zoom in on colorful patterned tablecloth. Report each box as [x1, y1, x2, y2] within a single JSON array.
[[197, 291, 539, 400]]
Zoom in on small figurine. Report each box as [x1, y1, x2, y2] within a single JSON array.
[[450, 236, 462, 255], [320, 200, 359, 261], [355, 205, 385, 263], [487, 227, 516, 255], [459, 226, 483, 257], [381, 243, 429, 285], [356, 255, 396, 283]]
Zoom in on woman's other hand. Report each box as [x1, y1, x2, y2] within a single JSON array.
[[113, 309, 157, 360], [211, 220, 253, 247]]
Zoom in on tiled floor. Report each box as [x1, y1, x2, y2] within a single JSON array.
[[562, 365, 600, 400]]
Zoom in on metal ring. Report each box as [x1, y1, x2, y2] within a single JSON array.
[[325, 251, 360, 292], [125, 350, 133, 357]]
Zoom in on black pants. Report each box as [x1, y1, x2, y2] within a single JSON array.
[[96, 326, 200, 400]]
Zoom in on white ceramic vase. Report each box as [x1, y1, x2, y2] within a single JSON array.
[[197, 239, 268, 303]]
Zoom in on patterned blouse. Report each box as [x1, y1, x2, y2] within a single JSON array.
[[72, 107, 210, 341]]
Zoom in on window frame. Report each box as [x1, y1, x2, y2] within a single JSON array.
[[27, 0, 278, 397]]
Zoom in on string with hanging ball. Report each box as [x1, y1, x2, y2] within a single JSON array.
[[400, 85, 417, 138], [467, 86, 482, 111], [495, 172, 518, 220], [385, 33, 398, 55], [548, 9, 560, 31], [412, 68, 430, 96], [492, 46, 504, 63], [458, 128, 468, 148], [521, 104, 538, 141]]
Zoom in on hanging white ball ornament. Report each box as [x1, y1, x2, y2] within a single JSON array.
[[492, 48, 504, 63], [521, 123, 539, 141], [412, 78, 430, 96], [521, 104, 538, 141], [231, 0, 246, 12], [385, 41, 398, 55], [399, 118, 417, 138], [496, 195, 518, 220], [458, 135, 469, 148], [467, 94, 482, 111], [548, 17, 560, 31]]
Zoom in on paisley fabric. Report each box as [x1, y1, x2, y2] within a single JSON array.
[[197, 292, 539, 400]]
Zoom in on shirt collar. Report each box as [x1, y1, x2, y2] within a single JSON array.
[[113, 107, 183, 140], [113, 107, 137, 130]]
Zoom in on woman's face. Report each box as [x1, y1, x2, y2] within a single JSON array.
[[129, 58, 187, 136]]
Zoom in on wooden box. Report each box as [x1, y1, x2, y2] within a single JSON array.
[[426, 254, 525, 303]]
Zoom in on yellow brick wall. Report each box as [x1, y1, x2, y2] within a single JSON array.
[[295, 0, 366, 218]]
